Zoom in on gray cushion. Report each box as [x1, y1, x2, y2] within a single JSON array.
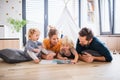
[[0, 48, 31, 63]]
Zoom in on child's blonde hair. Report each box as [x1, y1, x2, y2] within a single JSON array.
[[61, 36, 74, 48], [28, 28, 40, 39]]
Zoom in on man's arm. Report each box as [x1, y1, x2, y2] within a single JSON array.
[[95, 43, 113, 62], [79, 53, 106, 62], [93, 56, 106, 61]]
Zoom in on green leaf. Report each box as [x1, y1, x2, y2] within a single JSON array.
[[7, 17, 27, 32]]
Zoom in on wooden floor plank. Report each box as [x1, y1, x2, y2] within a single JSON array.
[[0, 54, 120, 80]]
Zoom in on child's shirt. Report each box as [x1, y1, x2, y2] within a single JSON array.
[[24, 40, 42, 53], [24, 40, 48, 60]]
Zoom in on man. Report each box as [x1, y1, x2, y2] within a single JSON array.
[[76, 27, 112, 62]]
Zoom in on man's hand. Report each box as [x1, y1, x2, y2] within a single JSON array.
[[80, 52, 94, 63]]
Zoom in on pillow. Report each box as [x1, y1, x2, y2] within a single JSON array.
[[0, 48, 31, 63]]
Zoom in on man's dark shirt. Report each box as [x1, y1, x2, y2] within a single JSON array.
[[76, 37, 112, 62]]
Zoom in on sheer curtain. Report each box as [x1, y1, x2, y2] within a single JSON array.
[[48, 0, 79, 45], [56, 6, 79, 45]]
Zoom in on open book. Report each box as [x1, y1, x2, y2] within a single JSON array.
[[40, 59, 71, 64]]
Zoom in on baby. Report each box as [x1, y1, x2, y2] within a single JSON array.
[[24, 28, 50, 63]]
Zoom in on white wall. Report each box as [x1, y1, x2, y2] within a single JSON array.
[[0, 0, 23, 48]]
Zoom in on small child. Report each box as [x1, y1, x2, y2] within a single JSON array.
[[24, 28, 49, 63], [57, 36, 79, 63]]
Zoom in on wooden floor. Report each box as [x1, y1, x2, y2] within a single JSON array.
[[0, 54, 120, 80]]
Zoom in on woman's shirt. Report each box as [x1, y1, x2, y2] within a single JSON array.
[[43, 38, 61, 54]]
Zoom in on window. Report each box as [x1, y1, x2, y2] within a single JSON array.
[[81, 0, 100, 35], [23, 0, 80, 45], [99, 0, 120, 35], [26, 0, 44, 41], [114, 0, 120, 34], [99, 0, 111, 34]]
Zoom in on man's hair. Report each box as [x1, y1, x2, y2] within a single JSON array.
[[79, 27, 94, 41]]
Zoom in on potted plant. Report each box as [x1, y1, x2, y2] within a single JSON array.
[[8, 17, 27, 32]]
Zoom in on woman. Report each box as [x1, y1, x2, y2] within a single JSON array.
[[42, 26, 61, 60]]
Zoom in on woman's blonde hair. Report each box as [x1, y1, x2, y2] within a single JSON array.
[[61, 36, 74, 48], [28, 28, 40, 39]]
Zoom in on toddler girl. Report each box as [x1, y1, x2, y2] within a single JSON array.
[[24, 28, 49, 63], [57, 36, 79, 63]]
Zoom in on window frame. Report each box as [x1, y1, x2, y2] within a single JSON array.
[[98, 0, 112, 35], [113, 0, 120, 35]]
